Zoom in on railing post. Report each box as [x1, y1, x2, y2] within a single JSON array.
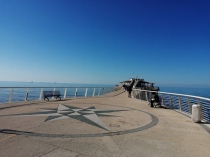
[[161, 94, 164, 106], [52, 88, 56, 99], [85, 88, 88, 97], [98, 88, 101, 96], [197, 98, 200, 105], [132, 90, 135, 98], [134, 90, 136, 98], [188, 97, 192, 114], [170, 95, 173, 109], [178, 96, 182, 111], [39, 88, 43, 100], [64, 88, 67, 98], [25, 88, 29, 101], [9, 88, 14, 103], [145, 91, 148, 101], [92, 88, 95, 97], [196, 98, 202, 119], [75, 88, 78, 97]]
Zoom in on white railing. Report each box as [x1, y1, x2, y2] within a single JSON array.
[[0, 86, 114, 104], [132, 89, 210, 123]]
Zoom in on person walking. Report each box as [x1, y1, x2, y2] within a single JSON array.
[[127, 79, 135, 98]]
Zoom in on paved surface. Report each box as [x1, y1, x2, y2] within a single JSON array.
[[0, 90, 210, 157]]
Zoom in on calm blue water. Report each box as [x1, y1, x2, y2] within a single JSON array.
[[0, 81, 114, 104]]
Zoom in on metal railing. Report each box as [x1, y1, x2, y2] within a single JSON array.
[[132, 89, 210, 123], [0, 86, 114, 104]]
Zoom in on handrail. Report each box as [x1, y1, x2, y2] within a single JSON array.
[[134, 89, 210, 101], [0, 86, 114, 104], [132, 89, 210, 123]]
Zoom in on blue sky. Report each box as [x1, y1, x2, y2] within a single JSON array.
[[0, 0, 210, 86]]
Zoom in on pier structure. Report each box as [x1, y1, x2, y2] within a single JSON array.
[[0, 90, 210, 157]]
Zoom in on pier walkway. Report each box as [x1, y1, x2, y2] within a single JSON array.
[[0, 90, 210, 157]]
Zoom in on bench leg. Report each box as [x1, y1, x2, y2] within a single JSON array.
[[56, 96, 61, 101], [44, 97, 49, 101]]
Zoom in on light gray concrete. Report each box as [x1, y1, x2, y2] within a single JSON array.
[[0, 90, 210, 157]]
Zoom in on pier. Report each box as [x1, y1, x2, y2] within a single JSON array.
[[0, 90, 210, 157]]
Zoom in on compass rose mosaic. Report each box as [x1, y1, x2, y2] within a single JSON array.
[[0, 103, 159, 138], [1, 104, 128, 131]]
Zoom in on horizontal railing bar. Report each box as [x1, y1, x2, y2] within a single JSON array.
[[132, 89, 210, 101]]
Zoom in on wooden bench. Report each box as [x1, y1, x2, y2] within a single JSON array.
[[43, 91, 61, 101]]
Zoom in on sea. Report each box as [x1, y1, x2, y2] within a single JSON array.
[[0, 81, 114, 104], [0, 81, 210, 104]]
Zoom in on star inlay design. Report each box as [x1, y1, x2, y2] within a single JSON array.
[[1, 104, 128, 131]]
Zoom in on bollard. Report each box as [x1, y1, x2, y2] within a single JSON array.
[[191, 104, 202, 123]]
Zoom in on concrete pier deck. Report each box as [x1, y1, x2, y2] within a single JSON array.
[[0, 91, 210, 157]]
